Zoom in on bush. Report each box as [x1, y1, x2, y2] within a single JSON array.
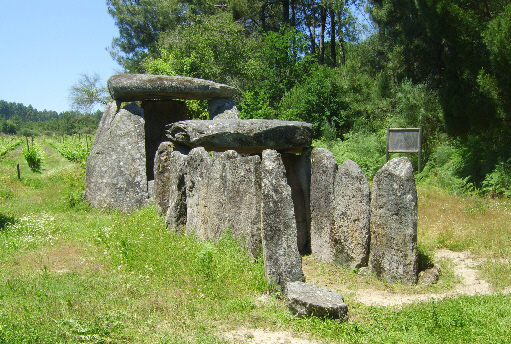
[[482, 159, 511, 198], [22, 142, 43, 172]]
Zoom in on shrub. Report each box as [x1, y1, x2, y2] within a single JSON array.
[[22, 142, 43, 172]]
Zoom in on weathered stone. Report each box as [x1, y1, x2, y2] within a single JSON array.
[[286, 281, 348, 320], [208, 98, 239, 120], [84, 103, 147, 212], [261, 150, 304, 288], [310, 148, 338, 263], [108, 74, 239, 101], [166, 119, 313, 154], [418, 264, 441, 285], [333, 159, 370, 268], [205, 150, 262, 258], [142, 100, 188, 180], [153, 142, 174, 215], [184, 147, 212, 239], [282, 149, 312, 255], [165, 150, 189, 231], [369, 157, 418, 285]]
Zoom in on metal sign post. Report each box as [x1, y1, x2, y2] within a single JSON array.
[[386, 127, 423, 172]]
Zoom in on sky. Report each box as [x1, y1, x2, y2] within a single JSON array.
[[0, 0, 121, 113]]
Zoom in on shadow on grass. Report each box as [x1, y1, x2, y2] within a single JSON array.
[[0, 213, 17, 231]]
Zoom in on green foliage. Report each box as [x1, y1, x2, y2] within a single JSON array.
[[45, 134, 93, 165], [482, 159, 511, 198], [0, 135, 22, 157], [238, 90, 276, 119], [22, 141, 43, 172], [68, 73, 111, 114]]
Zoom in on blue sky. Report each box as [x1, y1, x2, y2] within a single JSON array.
[[0, 0, 121, 113]]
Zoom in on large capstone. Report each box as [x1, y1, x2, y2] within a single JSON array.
[[369, 157, 418, 285], [261, 149, 304, 288], [332, 159, 370, 268], [286, 281, 348, 320], [108, 74, 239, 101], [84, 102, 147, 212], [310, 148, 338, 263], [166, 119, 313, 154]]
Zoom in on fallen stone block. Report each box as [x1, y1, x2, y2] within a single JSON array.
[[286, 281, 348, 320], [208, 98, 239, 120]]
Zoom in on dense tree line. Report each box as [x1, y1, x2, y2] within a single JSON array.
[[105, 0, 511, 191], [0, 100, 101, 136]]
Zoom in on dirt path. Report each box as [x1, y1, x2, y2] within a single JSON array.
[[221, 249, 510, 343]]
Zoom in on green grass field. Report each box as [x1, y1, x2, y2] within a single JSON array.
[[1, 140, 511, 343]]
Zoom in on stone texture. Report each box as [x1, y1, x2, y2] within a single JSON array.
[[184, 147, 212, 239], [286, 281, 348, 320], [108, 74, 239, 101], [205, 150, 262, 258], [333, 159, 370, 268], [165, 150, 189, 231], [418, 264, 441, 285], [153, 141, 174, 215], [282, 149, 312, 255], [84, 103, 147, 212], [166, 119, 313, 154], [142, 100, 188, 180], [369, 157, 418, 285], [208, 98, 239, 120], [261, 150, 304, 288], [310, 148, 338, 263]]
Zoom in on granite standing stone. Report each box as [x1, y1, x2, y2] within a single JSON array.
[[108, 74, 239, 101], [153, 141, 174, 215], [310, 148, 338, 263], [205, 150, 262, 258], [84, 103, 147, 212], [184, 147, 212, 239], [167, 119, 313, 154], [261, 149, 304, 288], [282, 149, 312, 255], [165, 150, 189, 231], [208, 98, 239, 120], [333, 159, 370, 268], [142, 100, 188, 180], [369, 157, 418, 285]]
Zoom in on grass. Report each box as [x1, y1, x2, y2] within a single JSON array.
[[1, 139, 511, 343]]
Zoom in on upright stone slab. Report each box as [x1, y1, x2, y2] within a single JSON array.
[[208, 98, 239, 120], [310, 148, 338, 263], [369, 157, 418, 285], [84, 103, 147, 212], [184, 147, 212, 239], [142, 100, 188, 180], [165, 150, 189, 231], [205, 150, 262, 258], [261, 150, 304, 288], [153, 141, 174, 215], [282, 148, 312, 255], [333, 159, 370, 268]]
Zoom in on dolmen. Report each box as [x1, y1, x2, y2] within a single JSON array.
[[84, 74, 420, 309]]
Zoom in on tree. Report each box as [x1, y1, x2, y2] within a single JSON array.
[[68, 73, 110, 114]]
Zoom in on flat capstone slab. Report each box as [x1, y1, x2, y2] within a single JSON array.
[[166, 119, 313, 154], [108, 74, 239, 101], [286, 281, 348, 320]]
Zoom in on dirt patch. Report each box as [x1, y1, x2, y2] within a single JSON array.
[[6, 244, 105, 274], [222, 329, 319, 344]]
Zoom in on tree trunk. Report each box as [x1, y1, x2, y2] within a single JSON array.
[[319, 5, 326, 65], [330, 8, 336, 67], [283, 0, 290, 24]]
